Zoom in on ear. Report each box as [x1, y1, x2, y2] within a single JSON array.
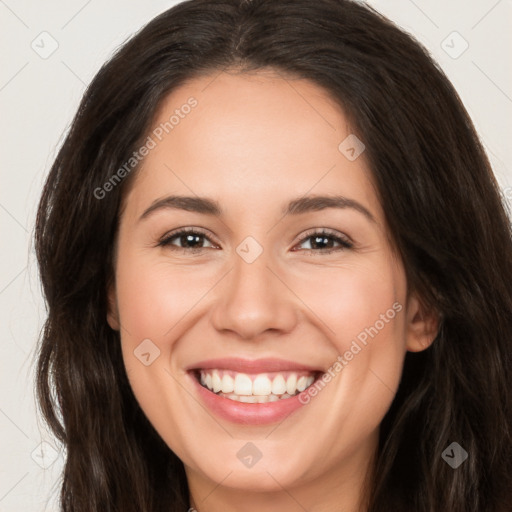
[[404, 292, 439, 352], [107, 281, 120, 331]]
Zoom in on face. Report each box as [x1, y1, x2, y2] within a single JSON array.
[[108, 70, 434, 507]]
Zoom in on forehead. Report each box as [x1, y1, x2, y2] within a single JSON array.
[[123, 70, 382, 223]]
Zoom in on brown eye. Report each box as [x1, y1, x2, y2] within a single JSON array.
[[293, 229, 353, 254], [158, 229, 217, 252]]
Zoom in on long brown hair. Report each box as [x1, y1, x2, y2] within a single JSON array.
[[34, 1, 512, 510]]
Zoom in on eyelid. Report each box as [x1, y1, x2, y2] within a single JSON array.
[[158, 226, 220, 249], [291, 227, 354, 251], [158, 226, 353, 254]]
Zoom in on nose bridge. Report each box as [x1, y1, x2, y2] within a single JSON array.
[[210, 243, 297, 339]]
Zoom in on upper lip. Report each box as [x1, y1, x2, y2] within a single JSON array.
[[187, 357, 323, 374]]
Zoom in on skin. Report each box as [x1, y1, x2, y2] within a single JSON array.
[[107, 69, 438, 512]]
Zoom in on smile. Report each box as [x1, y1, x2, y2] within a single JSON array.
[[197, 369, 317, 403], [187, 358, 325, 424]]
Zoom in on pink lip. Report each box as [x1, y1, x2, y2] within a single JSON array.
[[187, 357, 322, 374], [186, 358, 323, 425]]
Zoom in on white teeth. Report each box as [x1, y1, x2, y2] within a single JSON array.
[[286, 374, 297, 395], [223, 394, 272, 403], [221, 374, 234, 393], [198, 369, 318, 400], [253, 375, 272, 395], [212, 370, 222, 393], [297, 376, 308, 392], [271, 374, 287, 395], [234, 373, 253, 396]]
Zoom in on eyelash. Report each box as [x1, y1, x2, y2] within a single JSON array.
[[157, 227, 353, 254]]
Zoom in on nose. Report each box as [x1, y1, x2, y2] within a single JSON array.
[[210, 250, 298, 341]]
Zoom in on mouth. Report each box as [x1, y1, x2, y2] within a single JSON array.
[[191, 368, 321, 403], [186, 357, 326, 424]]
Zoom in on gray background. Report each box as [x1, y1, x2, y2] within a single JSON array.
[[1, 0, 511, 510]]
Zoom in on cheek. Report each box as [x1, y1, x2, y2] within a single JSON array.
[[113, 252, 205, 394], [291, 262, 405, 350], [112, 253, 206, 457], [290, 261, 407, 422], [115, 254, 208, 340]]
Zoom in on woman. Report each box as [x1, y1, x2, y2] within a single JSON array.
[[34, 0, 512, 511]]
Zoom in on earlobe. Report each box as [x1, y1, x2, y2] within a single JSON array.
[[106, 283, 120, 331], [405, 293, 439, 352]]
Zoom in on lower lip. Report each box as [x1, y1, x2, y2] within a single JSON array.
[[189, 372, 317, 425]]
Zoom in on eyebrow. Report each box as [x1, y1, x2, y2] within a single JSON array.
[[139, 194, 376, 223]]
